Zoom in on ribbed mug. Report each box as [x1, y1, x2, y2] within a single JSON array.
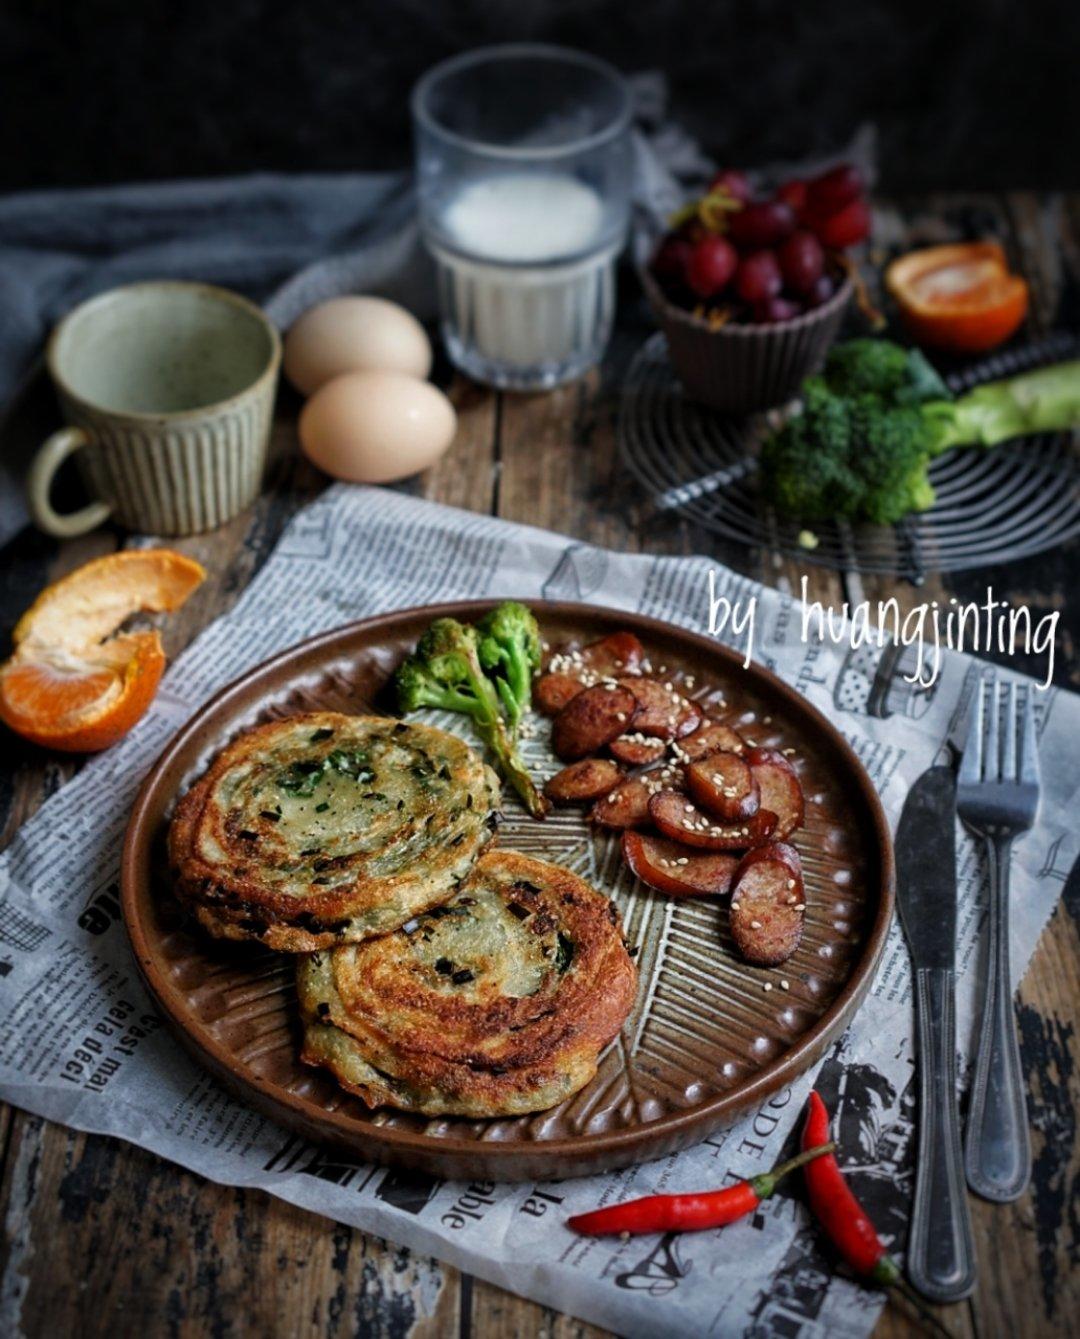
[[30, 281, 281, 537]]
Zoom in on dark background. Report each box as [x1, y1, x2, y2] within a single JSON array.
[[1, 0, 1075, 194]]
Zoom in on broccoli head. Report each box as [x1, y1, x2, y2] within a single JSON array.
[[762, 339, 953, 526], [395, 615, 549, 819], [415, 618, 498, 709], [845, 397, 937, 523], [823, 339, 949, 405], [395, 655, 479, 717], [476, 601, 542, 733], [761, 382, 936, 527], [760, 379, 865, 522], [823, 339, 912, 398], [764, 339, 1080, 527]]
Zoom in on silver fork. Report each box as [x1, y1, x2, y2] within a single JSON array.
[[957, 671, 1040, 1201]]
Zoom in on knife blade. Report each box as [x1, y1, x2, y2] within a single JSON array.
[[895, 766, 958, 971], [895, 765, 977, 1303]]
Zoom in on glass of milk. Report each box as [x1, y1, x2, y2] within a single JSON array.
[[412, 45, 633, 391]]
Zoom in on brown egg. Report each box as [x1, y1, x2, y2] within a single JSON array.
[[284, 297, 432, 396], [298, 371, 456, 483]]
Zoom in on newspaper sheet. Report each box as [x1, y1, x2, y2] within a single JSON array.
[[0, 485, 1076, 1338]]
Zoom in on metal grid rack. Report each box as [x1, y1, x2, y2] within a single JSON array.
[[618, 330, 1080, 583]]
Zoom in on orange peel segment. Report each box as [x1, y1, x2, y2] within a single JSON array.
[[0, 549, 204, 753], [13, 549, 205, 653]]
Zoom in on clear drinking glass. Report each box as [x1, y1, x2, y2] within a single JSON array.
[[412, 44, 633, 391]]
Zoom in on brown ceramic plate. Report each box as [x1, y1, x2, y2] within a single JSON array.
[[122, 600, 893, 1181]]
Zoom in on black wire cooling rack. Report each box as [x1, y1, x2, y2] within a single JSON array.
[[618, 330, 1080, 583]]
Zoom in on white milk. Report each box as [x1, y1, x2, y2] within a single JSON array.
[[430, 173, 620, 387], [442, 173, 605, 261]]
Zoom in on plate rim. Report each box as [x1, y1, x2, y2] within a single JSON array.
[[121, 597, 895, 1169]]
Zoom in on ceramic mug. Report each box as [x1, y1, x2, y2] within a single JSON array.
[[29, 281, 281, 537]]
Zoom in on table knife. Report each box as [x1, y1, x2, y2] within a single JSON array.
[[895, 765, 977, 1302]]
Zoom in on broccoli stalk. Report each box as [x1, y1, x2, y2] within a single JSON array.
[[761, 340, 1080, 526], [476, 601, 542, 736], [395, 616, 549, 819], [925, 361, 1080, 452]]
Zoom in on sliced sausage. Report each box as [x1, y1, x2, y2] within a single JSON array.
[[590, 764, 684, 830], [677, 721, 747, 760], [580, 631, 646, 676], [544, 758, 623, 804], [552, 684, 639, 760], [535, 672, 585, 716], [609, 733, 668, 766], [746, 746, 798, 773], [649, 791, 778, 851], [730, 842, 805, 966], [591, 776, 654, 830], [686, 752, 760, 821], [622, 831, 738, 897], [545, 631, 646, 678], [617, 677, 701, 740], [738, 839, 803, 881], [746, 747, 805, 840]]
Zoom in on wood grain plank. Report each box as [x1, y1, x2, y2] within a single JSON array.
[[418, 374, 498, 514], [0, 1118, 460, 1338], [495, 366, 636, 549], [467, 1277, 610, 1339], [957, 195, 1079, 1339]]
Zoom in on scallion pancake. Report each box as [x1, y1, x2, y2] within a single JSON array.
[[168, 712, 501, 950], [296, 849, 637, 1117]]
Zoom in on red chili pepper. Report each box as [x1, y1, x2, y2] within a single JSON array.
[[801, 1093, 954, 1338], [801, 1090, 899, 1284], [568, 1141, 835, 1237]]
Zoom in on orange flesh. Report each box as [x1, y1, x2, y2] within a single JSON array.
[[1, 658, 121, 726], [906, 256, 1005, 303], [886, 242, 1028, 353], [0, 633, 166, 752]]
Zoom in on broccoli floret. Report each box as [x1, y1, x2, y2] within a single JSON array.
[[762, 387, 935, 526], [824, 340, 912, 398], [395, 616, 549, 818], [476, 601, 542, 734], [824, 339, 950, 405], [395, 655, 479, 717], [760, 381, 865, 522], [846, 398, 937, 524], [762, 338, 1080, 526], [416, 618, 492, 701]]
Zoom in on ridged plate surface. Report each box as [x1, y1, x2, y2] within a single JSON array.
[[122, 601, 893, 1180]]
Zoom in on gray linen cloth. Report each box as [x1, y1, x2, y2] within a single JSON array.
[[0, 170, 425, 544]]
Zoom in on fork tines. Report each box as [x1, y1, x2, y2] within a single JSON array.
[[959, 670, 1040, 793]]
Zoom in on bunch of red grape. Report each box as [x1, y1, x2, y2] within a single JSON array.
[[650, 164, 871, 324]]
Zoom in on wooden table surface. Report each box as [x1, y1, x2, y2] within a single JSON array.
[[0, 193, 1077, 1338]]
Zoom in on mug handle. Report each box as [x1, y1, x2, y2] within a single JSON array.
[[28, 427, 113, 538]]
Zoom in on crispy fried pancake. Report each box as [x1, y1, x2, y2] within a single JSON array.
[[169, 712, 501, 951], [296, 849, 637, 1117]]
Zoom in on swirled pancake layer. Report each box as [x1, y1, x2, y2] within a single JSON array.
[[168, 712, 501, 950], [296, 849, 638, 1117]]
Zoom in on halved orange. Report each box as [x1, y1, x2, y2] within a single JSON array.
[[0, 549, 204, 753], [886, 241, 1029, 354]]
